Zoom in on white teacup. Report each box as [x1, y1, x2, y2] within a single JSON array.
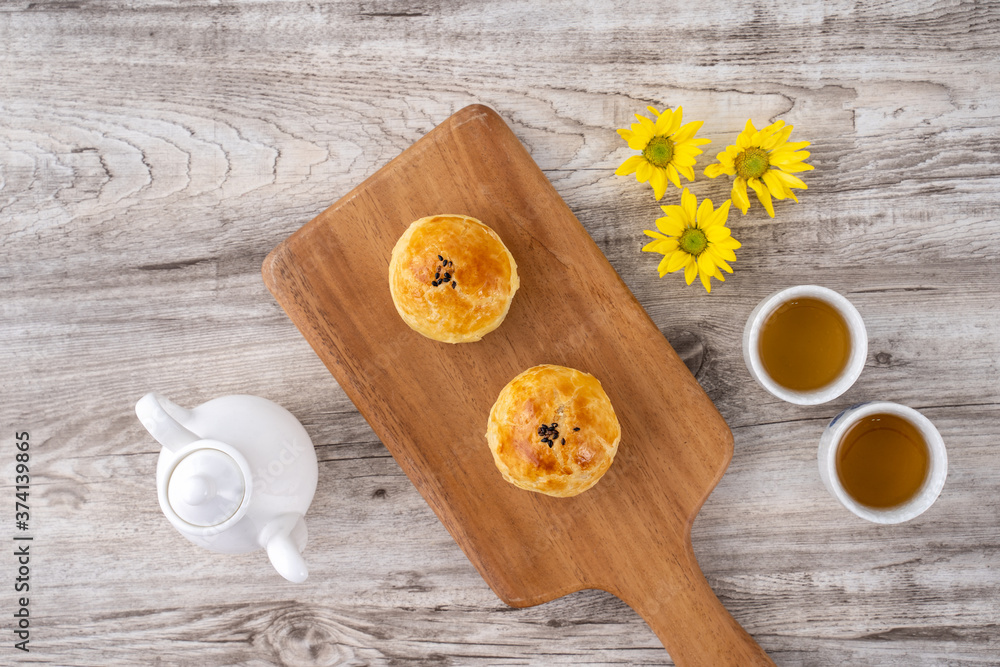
[[818, 401, 947, 524], [743, 285, 867, 405]]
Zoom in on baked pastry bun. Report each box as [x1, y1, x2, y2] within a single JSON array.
[[389, 214, 519, 344], [486, 364, 621, 498]]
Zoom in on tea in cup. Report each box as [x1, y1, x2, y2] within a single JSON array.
[[818, 401, 947, 523], [743, 285, 867, 405]]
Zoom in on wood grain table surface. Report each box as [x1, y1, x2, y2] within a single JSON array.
[[2, 1, 998, 665]]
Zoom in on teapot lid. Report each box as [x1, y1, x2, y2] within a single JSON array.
[[167, 448, 246, 527]]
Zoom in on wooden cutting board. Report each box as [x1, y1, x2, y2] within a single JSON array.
[[262, 104, 773, 666]]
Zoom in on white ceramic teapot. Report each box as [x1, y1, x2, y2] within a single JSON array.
[[135, 393, 318, 583]]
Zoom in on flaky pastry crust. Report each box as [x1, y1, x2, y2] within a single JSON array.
[[389, 214, 519, 343], [486, 364, 621, 497]]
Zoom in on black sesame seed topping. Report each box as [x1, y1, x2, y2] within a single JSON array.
[[451, 281, 456, 288], [437, 254, 443, 261], [537, 422, 561, 444], [435, 272, 440, 279], [443, 273, 451, 281], [573, 427, 580, 431], [561, 438, 565, 445]]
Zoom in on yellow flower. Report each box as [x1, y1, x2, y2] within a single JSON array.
[[616, 106, 711, 200], [642, 188, 741, 293], [704, 119, 813, 217]]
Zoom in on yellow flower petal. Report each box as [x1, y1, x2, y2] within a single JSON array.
[[768, 150, 811, 166], [681, 188, 697, 221], [671, 120, 703, 144], [615, 155, 644, 176], [644, 229, 667, 239], [764, 124, 794, 150], [646, 106, 661, 117], [777, 140, 810, 153], [656, 214, 685, 237], [773, 160, 814, 173], [708, 248, 733, 273], [659, 237, 679, 254], [704, 163, 726, 178], [715, 236, 742, 251], [698, 250, 717, 277], [677, 165, 695, 182], [699, 268, 712, 293], [762, 171, 788, 200], [758, 120, 784, 146], [696, 197, 714, 227], [635, 114, 655, 131], [666, 250, 688, 273], [666, 163, 681, 188], [673, 144, 704, 158], [772, 169, 809, 190], [650, 167, 668, 200], [759, 120, 780, 136], [704, 225, 731, 242], [645, 238, 680, 255], [731, 177, 751, 214], [705, 199, 732, 228], [684, 257, 698, 285], [673, 153, 697, 168], [748, 178, 775, 217], [667, 106, 683, 135], [736, 119, 757, 148], [657, 253, 673, 277], [628, 131, 652, 151], [636, 160, 652, 183], [711, 243, 737, 262], [654, 108, 674, 134]]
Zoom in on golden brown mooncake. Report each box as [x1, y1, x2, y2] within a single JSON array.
[[486, 364, 621, 498], [389, 214, 519, 343]]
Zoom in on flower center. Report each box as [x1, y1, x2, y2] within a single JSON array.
[[643, 135, 674, 168], [734, 146, 770, 180], [678, 228, 708, 256]]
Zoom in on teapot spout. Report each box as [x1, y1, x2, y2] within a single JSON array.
[[135, 393, 200, 452], [263, 514, 309, 583]]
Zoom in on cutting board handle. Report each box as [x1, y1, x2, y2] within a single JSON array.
[[608, 544, 774, 666]]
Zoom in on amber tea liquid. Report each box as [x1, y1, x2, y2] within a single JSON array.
[[836, 413, 929, 508], [759, 297, 850, 391]]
